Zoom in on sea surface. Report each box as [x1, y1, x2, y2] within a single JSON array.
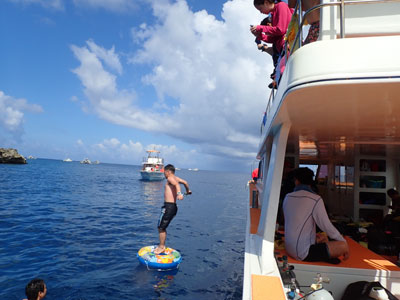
[[0, 159, 248, 299]]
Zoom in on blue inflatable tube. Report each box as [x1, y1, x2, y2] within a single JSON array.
[[137, 246, 182, 270]]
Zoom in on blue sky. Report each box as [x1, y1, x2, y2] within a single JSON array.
[[0, 0, 273, 171]]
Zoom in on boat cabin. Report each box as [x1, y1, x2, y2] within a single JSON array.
[[141, 150, 164, 170], [244, 0, 400, 299], [140, 150, 165, 181]]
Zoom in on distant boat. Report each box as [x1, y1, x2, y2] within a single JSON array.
[[63, 158, 72, 162], [175, 167, 181, 170], [92, 160, 100, 164], [140, 150, 164, 181], [80, 158, 91, 164], [189, 168, 199, 171], [27, 155, 36, 160]]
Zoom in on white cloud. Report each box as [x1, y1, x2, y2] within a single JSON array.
[[72, 0, 138, 12], [71, 40, 175, 132], [119, 140, 143, 157], [0, 90, 43, 135], [70, 96, 79, 102], [72, 0, 272, 163], [96, 137, 121, 149], [86, 40, 122, 74], [7, 0, 64, 10]]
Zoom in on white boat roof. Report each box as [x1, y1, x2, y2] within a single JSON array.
[[146, 149, 160, 153]]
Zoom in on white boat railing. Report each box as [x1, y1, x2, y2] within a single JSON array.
[[142, 157, 164, 163], [261, 0, 400, 136], [292, 0, 400, 49]]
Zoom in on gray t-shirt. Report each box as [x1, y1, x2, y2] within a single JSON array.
[[283, 189, 345, 260]]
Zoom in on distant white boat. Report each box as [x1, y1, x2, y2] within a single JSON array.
[[27, 155, 36, 160], [189, 168, 199, 171], [80, 158, 91, 164], [92, 160, 100, 164], [63, 158, 72, 162]]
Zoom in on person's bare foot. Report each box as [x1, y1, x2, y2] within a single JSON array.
[[154, 246, 165, 254]]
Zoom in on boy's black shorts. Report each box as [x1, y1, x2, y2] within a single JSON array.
[[157, 202, 177, 230]]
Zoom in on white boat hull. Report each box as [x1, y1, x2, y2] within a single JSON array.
[[140, 171, 164, 181]]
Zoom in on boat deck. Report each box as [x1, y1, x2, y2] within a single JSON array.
[[251, 275, 286, 300], [249, 202, 400, 271], [249, 205, 400, 299], [275, 236, 400, 271]]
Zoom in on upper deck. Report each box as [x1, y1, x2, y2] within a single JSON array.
[[259, 0, 400, 157], [142, 149, 164, 165]]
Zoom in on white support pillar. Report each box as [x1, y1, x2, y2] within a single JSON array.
[[257, 123, 291, 274]]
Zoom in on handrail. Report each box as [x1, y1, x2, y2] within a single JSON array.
[[262, 88, 275, 135], [297, 0, 303, 50]]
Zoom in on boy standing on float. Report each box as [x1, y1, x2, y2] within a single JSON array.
[[154, 164, 191, 254]]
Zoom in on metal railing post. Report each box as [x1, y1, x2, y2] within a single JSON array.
[[340, 0, 346, 38], [298, 0, 303, 49]]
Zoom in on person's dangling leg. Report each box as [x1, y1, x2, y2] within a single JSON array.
[[155, 229, 167, 254], [155, 203, 177, 254]]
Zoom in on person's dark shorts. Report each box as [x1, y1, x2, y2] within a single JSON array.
[[304, 243, 330, 262], [157, 202, 177, 230], [304, 243, 341, 264]]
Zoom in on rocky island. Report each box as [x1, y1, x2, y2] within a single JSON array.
[[0, 148, 27, 164]]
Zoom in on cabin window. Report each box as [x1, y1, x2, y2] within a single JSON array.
[[298, 164, 329, 185], [334, 165, 354, 189], [258, 159, 264, 181], [317, 165, 328, 185], [299, 164, 318, 179]]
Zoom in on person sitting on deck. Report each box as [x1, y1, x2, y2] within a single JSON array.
[[387, 188, 400, 214], [383, 188, 400, 237], [283, 167, 349, 263]]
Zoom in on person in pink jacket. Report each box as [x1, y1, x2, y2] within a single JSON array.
[[250, 0, 293, 55], [250, 0, 293, 87]]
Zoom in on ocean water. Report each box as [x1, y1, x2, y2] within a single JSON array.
[[0, 159, 248, 300]]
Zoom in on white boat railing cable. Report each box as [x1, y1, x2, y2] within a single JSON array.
[[262, 0, 400, 132], [262, 88, 275, 135]]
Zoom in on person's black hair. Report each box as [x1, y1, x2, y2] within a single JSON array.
[[387, 188, 399, 197], [260, 16, 272, 25], [164, 164, 175, 173], [292, 167, 314, 185], [25, 278, 45, 300]]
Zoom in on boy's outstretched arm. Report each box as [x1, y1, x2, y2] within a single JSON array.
[[176, 177, 191, 194], [168, 176, 184, 200]]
